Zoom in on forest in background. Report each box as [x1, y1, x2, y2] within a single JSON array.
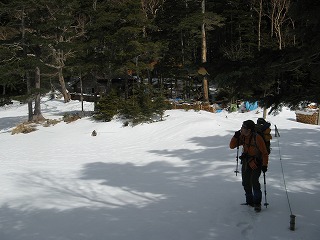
[[0, 0, 319, 117]]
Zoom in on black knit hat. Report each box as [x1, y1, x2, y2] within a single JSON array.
[[242, 120, 255, 131], [257, 118, 266, 125]]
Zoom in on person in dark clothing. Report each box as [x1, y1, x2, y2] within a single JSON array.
[[229, 120, 269, 212]]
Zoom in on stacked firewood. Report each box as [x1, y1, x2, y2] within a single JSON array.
[[172, 103, 216, 113], [296, 111, 318, 125]]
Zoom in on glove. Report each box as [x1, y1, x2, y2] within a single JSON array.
[[234, 130, 241, 139], [262, 166, 268, 173]]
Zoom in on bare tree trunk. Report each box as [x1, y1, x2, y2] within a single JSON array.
[[46, 47, 71, 103], [21, 7, 33, 121], [80, 72, 84, 113], [263, 108, 267, 119], [58, 67, 71, 103], [251, 0, 263, 51], [269, 0, 291, 50], [201, 7, 207, 63], [258, 0, 262, 51], [270, 1, 275, 38], [140, 0, 165, 37], [93, 0, 97, 10], [33, 66, 45, 121], [26, 73, 33, 122], [181, 30, 185, 65], [201, 0, 209, 103], [291, 18, 296, 46]]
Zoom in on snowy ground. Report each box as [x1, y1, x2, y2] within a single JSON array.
[[0, 96, 319, 240]]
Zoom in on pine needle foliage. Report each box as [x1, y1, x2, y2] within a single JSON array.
[[94, 90, 122, 122], [120, 84, 169, 125], [94, 84, 169, 125]]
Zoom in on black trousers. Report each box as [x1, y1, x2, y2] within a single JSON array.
[[241, 163, 262, 205]]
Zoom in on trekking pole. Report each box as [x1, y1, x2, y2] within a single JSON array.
[[234, 139, 240, 176], [263, 172, 269, 208]]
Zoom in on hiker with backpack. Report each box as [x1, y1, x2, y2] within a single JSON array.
[[229, 119, 269, 212]]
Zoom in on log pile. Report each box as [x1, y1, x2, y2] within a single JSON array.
[[172, 103, 216, 113], [295, 111, 318, 125]]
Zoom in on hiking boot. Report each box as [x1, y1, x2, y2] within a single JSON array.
[[254, 204, 261, 212]]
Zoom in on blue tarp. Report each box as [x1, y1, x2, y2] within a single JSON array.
[[245, 101, 258, 111]]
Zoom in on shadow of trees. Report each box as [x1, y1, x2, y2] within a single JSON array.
[[0, 126, 319, 240]]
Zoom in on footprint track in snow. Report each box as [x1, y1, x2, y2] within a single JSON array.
[[237, 222, 253, 239]]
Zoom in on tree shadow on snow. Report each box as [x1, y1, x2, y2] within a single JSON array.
[[0, 116, 28, 132], [1, 127, 319, 240]]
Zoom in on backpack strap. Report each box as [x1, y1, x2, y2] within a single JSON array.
[[241, 133, 260, 158], [252, 133, 262, 161]]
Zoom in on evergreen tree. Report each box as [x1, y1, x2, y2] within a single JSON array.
[[1, 0, 319, 115], [33, 0, 88, 102], [117, 83, 168, 125], [0, 0, 48, 120], [94, 89, 121, 122]]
